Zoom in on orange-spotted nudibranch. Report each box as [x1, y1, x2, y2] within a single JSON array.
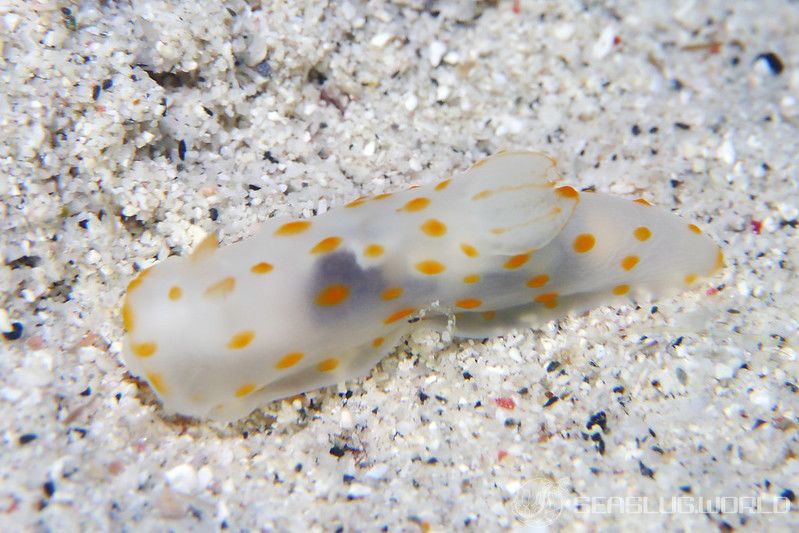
[[121, 151, 724, 421]]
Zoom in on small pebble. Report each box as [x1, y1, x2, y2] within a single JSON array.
[[19, 433, 37, 445], [754, 52, 784, 75], [370, 33, 393, 48], [3, 322, 23, 341], [255, 60, 272, 78], [429, 41, 446, 67]]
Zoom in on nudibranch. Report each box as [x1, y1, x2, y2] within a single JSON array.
[[121, 151, 723, 421]]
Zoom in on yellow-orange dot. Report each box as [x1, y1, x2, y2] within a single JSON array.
[[573, 233, 596, 253], [318, 358, 339, 372], [684, 273, 698, 284], [251, 262, 274, 274], [374, 192, 393, 200], [714, 248, 725, 273], [372, 337, 384, 348], [534, 292, 559, 309], [555, 185, 580, 200], [526, 274, 549, 288], [311, 236, 342, 254], [381, 287, 403, 300], [132, 342, 157, 358], [364, 244, 385, 258], [472, 189, 493, 201], [275, 220, 311, 236], [688, 223, 702, 234], [482, 310, 496, 321], [460, 243, 479, 258], [205, 276, 236, 297], [463, 274, 481, 284], [435, 179, 451, 191], [146, 372, 167, 395], [420, 219, 447, 237], [346, 197, 367, 208], [634, 226, 652, 241], [504, 253, 530, 270], [456, 298, 482, 309], [634, 198, 653, 206], [276, 352, 304, 369], [612, 284, 630, 296], [126, 267, 152, 293], [416, 260, 445, 275], [315, 284, 350, 306], [168, 286, 182, 301], [399, 197, 430, 212], [235, 383, 257, 397], [121, 301, 134, 332], [621, 255, 640, 271], [227, 330, 255, 350], [384, 308, 415, 324], [191, 233, 218, 261]]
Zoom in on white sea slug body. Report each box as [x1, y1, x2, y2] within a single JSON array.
[[121, 152, 723, 421]]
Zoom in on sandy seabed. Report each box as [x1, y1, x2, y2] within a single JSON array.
[[1, 1, 797, 531]]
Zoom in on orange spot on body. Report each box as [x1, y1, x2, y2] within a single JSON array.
[[684, 273, 698, 284], [121, 301, 133, 331], [460, 243, 479, 258], [482, 310, 496, 321], [364, 244, 385, 258], [251, 262, 274, 274], [275, 220, 311, 236], [235, 384, 256, 397], [381, 287, 403, 300], [573, 233, 596, 253], [374, 192, 393, 200], [634, 226, 652, 241], [126, 267, 152, 293], [456, 298, 482, 309], [147, 372, 167, 394], [372, 337, 384, 348], [346, 197, 367, 208], [316, 284, 350, 306], [191, 234, 218, 261], [555, 185, 579, 199], [612, 284, 630, 295], [132, 342, 157, 358], [463, 274, 481, 284], [526, 274, 549, 288], [384, 308, 415, 324], [168, 286, 182, 300], [420, 219, 447, 237], [504, 253, 530, 270], [713, 248, 725, 273], [227, 330, 255, 349], [276, 352, 304, 369], [416, 260, 445, 275], [318, 358, 339, 372], [688, 223, 702, 234], [472, 190, 493, 201], [205, 277, 236, 297], [621, 255, 640, 271], [534, 292, 559, 309], [634, 198, 653, 206], [311, 236, 342, 254], [399, 197, 430, 212], [435, 179, 451, 191]]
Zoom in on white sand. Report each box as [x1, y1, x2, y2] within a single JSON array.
[[1, 0, 797, 530]]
